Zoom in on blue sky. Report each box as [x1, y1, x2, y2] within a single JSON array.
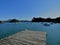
[[0, 0, 60, 20]]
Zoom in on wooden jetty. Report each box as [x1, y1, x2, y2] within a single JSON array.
[[0, 30, 46, 45]]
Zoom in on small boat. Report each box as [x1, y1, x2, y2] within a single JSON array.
[[15, 22, 20, 24], [43, 23, 50, 26], [51, 22, 53, 24]]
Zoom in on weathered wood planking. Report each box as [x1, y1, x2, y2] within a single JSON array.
[[0, 30, 46, 45]]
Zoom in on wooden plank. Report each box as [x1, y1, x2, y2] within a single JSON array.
[[0, 30, 46, 45]]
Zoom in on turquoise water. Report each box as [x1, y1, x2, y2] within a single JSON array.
[[0, 22, 60, 45]]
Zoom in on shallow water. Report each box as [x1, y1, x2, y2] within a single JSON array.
[[0, 22, 60, 45]]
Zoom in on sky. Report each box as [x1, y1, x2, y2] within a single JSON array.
[[0, 0, 60, 20]]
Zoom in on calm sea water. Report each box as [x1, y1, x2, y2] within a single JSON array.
[[0, 22, 60, 45]]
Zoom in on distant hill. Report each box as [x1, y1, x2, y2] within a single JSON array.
[[0, 21, 2, 23], [0, 21, 4, 24], [32, 17, 60, 23], [8, 19, 20, 22], [0, 17, 60, 24]]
